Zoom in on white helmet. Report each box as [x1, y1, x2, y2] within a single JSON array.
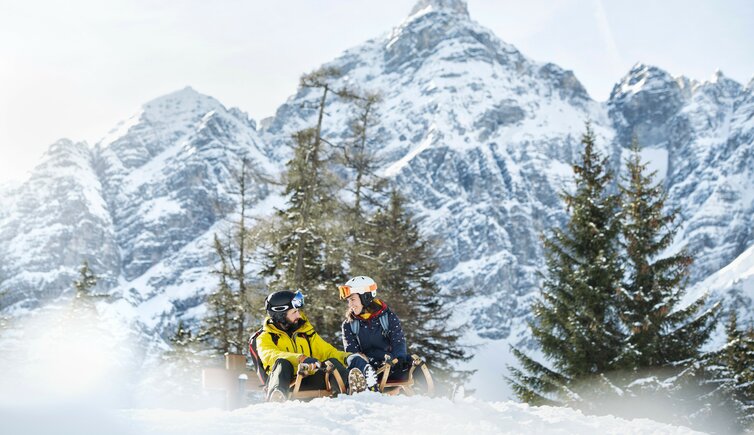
[[338, 276, 377, 301]]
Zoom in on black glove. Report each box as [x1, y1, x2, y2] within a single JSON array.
[[301, 357, 320, 365], [397, 355, 413, 370]]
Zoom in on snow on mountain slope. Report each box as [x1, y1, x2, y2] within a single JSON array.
[[261, 0, 611, 341], [96, 86, 276, 282], [0, 139, 119, 311], [610, 65, 754, 283], [685, 242, 754, 347]]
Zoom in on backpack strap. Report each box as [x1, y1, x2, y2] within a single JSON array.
[[349, 313, 390, 348], [378, 313, 390, 337], [248, 328, 278, 385], [349, 320, 361, 347]]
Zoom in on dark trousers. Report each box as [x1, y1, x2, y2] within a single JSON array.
[[266, 358, 348, 398]]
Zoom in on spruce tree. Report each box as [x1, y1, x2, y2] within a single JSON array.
[[357, 189, 471, 390], [617, 140, 719, 370], [704, 312, 754, 432], [508, 123, 624, 406], [262, 67, 349, 340]]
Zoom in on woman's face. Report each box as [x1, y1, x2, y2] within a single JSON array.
[[347, 294, 363, 315]]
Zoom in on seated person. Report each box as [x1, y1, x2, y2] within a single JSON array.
[[338, 276, 415, 390], [257, 290, 351, 402]]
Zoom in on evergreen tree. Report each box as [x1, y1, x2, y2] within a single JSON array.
[[357, 189, 471, 390], [338, 91, 388, 272], [508, 123, 625, 406], [72, 260, 107, 312], [262, 67, 349, 340], [704, 312, 754, 432], [617, 140, 719, 369], [201, 233, 247, 354]]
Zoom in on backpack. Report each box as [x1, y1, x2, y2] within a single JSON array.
[[248, 328, 279, 386], [349, 312, 390, 348]]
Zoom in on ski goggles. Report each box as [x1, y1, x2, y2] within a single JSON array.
[[269, 291, 305, 312], [338, 283, 377, 300]]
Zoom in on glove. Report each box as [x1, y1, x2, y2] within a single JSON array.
[[397, 354, 413, 370], [301, 356, 320, 365]]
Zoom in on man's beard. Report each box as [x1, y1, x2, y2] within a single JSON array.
[[279, 317, 305, 332]]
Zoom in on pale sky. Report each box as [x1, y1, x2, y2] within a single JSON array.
[[1, 0, 752, 184]]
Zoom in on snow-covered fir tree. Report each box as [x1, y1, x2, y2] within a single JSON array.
[[602, 140, 721, 430], [703, 312, 754, 433], [508, 123, 624, 406], [617, 140, 718, 370], [356, 188, 471, 392]]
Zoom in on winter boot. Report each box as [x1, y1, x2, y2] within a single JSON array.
[[364, 364, 379, 392], [348, 368, 367, 394], [268, 388, 287, 403]]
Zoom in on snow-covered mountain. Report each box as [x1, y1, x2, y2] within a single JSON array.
[[610, 65, 754, 284], [261, 0, 610, 340], [1, 0, 753, 399], [0, 139, 119, 310]]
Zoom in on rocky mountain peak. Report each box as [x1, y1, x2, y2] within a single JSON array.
[[407, 0, 469, 20], [142, 86, 224, 124], [33, 139, 92, 173], [705, 69, 744, 97], [608, 63, 684, 148], [609, 63, 678, 101]]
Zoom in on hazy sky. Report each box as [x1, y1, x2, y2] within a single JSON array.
[[1, 0, 752, 184]]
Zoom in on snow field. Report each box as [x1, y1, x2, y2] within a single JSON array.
[[124, 393, 703, 435]]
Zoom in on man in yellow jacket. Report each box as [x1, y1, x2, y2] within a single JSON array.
[[258, 290, 353, 401]]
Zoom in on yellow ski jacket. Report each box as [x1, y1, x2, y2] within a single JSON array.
[[257, 312, 350, 374]]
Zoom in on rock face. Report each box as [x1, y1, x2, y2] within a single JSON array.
[[260, 0, 609, 338], [1, 0, 753, 349], [609, 66, 754, 283], [0, 139, 119, 310], [95, 87, 273, 283], [0, 88, 276, 326]]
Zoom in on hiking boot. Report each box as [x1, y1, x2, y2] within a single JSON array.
[[268, 389, 287, 403], [348, 368, 367, 394], [364, 364, 379, 392]]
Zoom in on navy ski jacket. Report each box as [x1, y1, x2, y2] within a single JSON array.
[[341, 301, 408, 364]]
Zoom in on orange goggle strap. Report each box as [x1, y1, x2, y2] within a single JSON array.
[[338, 283, 377, 300]]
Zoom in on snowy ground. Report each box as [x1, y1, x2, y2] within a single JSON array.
[[0, 300, 707, 435], [2, 393, 703, 435]]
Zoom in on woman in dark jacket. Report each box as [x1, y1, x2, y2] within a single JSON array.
[[338, 276, 413, 392]]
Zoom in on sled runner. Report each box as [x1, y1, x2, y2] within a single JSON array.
[[288, 360, 347, 400], [374, 354, 435, 397]]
